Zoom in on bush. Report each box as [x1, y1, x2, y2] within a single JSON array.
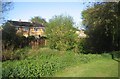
[[77, 38, 86, 54], [2, 47, 30, 61], [111, 51, 120, 60], [27, 36, 35, 42]]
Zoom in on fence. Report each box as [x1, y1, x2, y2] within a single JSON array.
[[29, 38, 46, 48]]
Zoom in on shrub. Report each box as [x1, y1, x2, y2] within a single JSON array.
[[27, 36, 35, 42], [111, 51, 120, 60], [2, 47, 30, 61]]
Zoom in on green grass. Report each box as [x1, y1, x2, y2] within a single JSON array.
[[0, 62, 2, 79], [2, 47, 119, 77], [55, 58, 118, 77]]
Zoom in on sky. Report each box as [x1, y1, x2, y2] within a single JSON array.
[[4, 0, 113, 2], [8, 2, 84, 22], [3, 0, 112, 29], [6, 2, 87, 29]]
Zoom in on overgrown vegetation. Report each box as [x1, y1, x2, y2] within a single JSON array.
[[2, 47, 30, 61], [2, 47, 116, 77], [1, 1, 120, 78]]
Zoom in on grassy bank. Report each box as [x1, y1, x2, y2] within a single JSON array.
[[2, 47, 118, 77]]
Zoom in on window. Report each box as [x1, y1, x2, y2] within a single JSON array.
[[34, 28, 38, 31], [15, 27, 19, 30], [24, 27, 29, 31]]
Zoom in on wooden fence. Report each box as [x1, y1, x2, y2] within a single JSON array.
[[29, 38, 46, 48]]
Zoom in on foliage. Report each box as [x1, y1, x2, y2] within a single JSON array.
[[2, 47, 109, 77], [77, 38, 87, 54], [2, 2, 13, 13], [111, 51, 120, 61], [1, 2, 13, 21], [27, 36, 35, 42], [82, 2, 120, 53], [30, 16, 47, 26], [1, 21, 40, 50], [2, 22, 29, 50], [2, 22, 18, 50], [46, 15, 79, 51], [2, 47, 30, 61]]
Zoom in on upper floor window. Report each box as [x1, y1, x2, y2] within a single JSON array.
[[34, 28, 38, 31], [24, 27, 29, 31], [15, 27, 19, 30]]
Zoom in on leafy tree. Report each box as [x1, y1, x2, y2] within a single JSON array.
[[30, 16, 47, 26], [2, 22, 29, 50], [1, 1, 13, 21], [2, 22, 17, 50], [82, 2, 120, 53], [1, 1, 13, 51], [46, 15, 79, 52]]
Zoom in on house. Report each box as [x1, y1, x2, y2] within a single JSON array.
[[0, 26, 2, 31], [8, 20, 45, 38], [76, 29, 87, 38]]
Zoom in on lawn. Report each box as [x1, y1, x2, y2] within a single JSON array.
[[55, 58, 118, 77], [2, 47, 119, 77]]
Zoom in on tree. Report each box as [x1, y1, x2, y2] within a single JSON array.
[[1, 1, 13, 21], [30, 16, 47, 26], [82, 2, 120, 53], [2, 22, 29, 50], [2, 22, 17, 50], [46, 15, 79, 52], [1, 1, 13, 51]]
